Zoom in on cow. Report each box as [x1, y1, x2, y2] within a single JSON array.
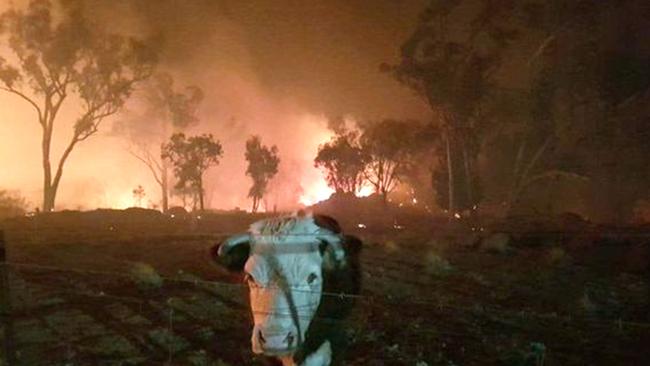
[[210, 211, 362, 366]]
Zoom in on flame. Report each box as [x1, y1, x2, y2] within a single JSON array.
[[299, 181, 375, 207], [299, 179, 335, 206], [104, 191, 138, 209], [356, 184, 374, 197]]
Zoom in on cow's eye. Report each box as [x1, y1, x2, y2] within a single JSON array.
[[307, 273, 319, 284]]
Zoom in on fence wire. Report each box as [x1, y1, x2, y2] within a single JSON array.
[[3, 260, 649, 329]]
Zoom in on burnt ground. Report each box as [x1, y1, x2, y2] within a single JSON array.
[[0, 209, 648, 365]]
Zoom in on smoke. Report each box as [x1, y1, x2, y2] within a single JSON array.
[[0, 0, 431, 211]]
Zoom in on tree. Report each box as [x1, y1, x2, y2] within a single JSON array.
[[517, 0, 650, 221], [314, 131, 366, 194], [389, 0, 649, 222], [0, 0, 156, 211], [132, 185, 145, 207], [245, 136, 280, 213], [116, 73, 203, 212], [172, 185, 197, 211], [359, 119, 421, 203], [470, 0, 648, 221], [385, 0, 518, 213], [161, 133, 222, 211]]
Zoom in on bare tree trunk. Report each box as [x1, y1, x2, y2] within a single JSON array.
[[198, 178, 205, 211], [509, 138, 527, 204], [44, 133, 80, 212], [507, 137, 551, 210], [161, 126, 170, 212], [42, 127, 53, 212], [161, 162, 169, 212], [445, 129, 455, 215], [43, 187, 55, 213], [461, 135, 473, 208]]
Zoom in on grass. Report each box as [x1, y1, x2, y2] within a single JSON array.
[[424, 251, 454, 277]]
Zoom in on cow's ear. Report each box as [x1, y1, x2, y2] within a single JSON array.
[[210, 235, 250, 272], [313, 214, 342, 234]]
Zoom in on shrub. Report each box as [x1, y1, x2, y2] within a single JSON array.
[[546, 247, 570, 266], [632, 199, 650, 224], [129, 262, 163, 290], [383, 239, 399, 252], [427, 237, 453, 253], [481, 233, 512, 254], [0, 189, 29, 220], [499, 342, 546, 366], [425, 251, 454, 276]]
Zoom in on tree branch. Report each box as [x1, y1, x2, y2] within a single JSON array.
[[515, 170, 590, 200], [512, 138, 527, 183], [51, 135, 79, 194], [527, 33, 557, 67], [0, 86, 44, 123], [517, 136, 551, 186], [128, 148, 163, 186]]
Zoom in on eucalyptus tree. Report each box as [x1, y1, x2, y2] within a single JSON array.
[[0, 0, 157, 211]]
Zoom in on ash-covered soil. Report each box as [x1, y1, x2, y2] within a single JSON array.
[[0, 208, 648, 365]]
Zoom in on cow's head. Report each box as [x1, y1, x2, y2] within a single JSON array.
[[210, 212, 359, 359]]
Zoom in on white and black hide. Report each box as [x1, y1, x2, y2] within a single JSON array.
[[210, 212, 362, 366]]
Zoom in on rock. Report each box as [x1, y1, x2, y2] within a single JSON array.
[[480, 233, 512, 254]]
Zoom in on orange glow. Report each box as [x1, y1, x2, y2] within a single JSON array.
[[107, 191, 139, 209], [299, 180, 335, 206], [356, 184, 374, 197], [299, 180, 375, 206], [0, 0, 433, 213], [296, 116, 336, 207]]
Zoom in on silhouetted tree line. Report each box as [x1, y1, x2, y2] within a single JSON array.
[[313, 0, 649, 223], [2, 0, 648, 223]]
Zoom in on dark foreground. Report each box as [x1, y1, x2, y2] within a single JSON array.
[[0, 209, 648, 365]]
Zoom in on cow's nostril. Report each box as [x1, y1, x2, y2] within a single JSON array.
[[285, 332, 295, 347], [258, 330, 266, 344]]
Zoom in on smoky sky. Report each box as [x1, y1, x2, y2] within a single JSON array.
[[91, 0, 430, 119]]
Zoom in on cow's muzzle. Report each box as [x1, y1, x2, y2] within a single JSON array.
[[252, 326, 299, 356]]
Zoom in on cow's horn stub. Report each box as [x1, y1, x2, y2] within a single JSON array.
[[212, 233, 251, 272]]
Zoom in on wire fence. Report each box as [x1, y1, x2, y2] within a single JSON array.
[[3, 260, 650, 329], [1, 228, 649, 365]]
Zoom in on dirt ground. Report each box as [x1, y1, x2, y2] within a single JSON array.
[[0, 209, 648, 365]]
